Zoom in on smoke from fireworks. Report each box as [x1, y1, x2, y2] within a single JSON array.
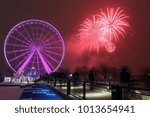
[[77, 7, 130, 54]]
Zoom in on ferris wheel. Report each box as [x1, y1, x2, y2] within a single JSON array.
[[4, 19, 65, 78]]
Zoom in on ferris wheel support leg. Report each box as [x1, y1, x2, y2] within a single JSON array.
[[37, 50, 52, 74], [16, 52, 35, 75]]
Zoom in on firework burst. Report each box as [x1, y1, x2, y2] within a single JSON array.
[[77, 15, 102, 53], [77, 7, 129, 54], [98, 7, 130, 41]]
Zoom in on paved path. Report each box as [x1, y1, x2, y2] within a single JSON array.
[[0, 86, 24, 100]]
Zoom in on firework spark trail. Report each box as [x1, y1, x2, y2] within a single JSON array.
[[77, 7, 129, 54], [77, 15, 102, 53], [105, 42, 116, 53], [98, 7, 130, 41]]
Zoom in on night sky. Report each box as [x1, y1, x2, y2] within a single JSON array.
[[0, 0, 150, 75]]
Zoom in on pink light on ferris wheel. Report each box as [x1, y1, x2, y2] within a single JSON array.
[[37, 49, 51, 74], [16, 51, 35, 75]]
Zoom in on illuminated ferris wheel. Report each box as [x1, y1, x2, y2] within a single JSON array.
[[4, 19, 65, 78]]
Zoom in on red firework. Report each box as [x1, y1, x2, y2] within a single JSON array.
[[78, 7, 129, 53], [77, 15, 102, 53], [98, 7, 130, 41]]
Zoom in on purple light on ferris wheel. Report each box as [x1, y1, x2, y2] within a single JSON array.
[[4, 19, 65, 78], [16, 51, 35, 75], [37, 50, 51, 74]]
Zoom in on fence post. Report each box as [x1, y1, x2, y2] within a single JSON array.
[[54, 77, 56, 87], [111, 85, 122, 100], [67, 80, 70, 95], [60, 79, 62, 90], [83, 81, 86, 100]]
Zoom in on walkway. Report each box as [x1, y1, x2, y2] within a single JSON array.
[[20, 84, 62, 100]]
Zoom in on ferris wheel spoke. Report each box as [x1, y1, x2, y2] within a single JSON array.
[[39, 27, 52, 44], [45, 59, 55, 70], [7, 43, 29, 48], [30, 25, 36, 41], [31, 28, 37, 41], [36, 53, 40, 74], [35, 26, 41, 41], [37, 50, 51, 74], [41, 53, 56, 70], [9, 35, 30, 46], [44, 49, 62, 57], [39, 53, 55, 70], [23, 27, 34, 43], [7, 48, 30, 54], [35, 27, 39, 40], [36, 27, 47, 44], [14, 51, 33, 70], [9, 51, 31, 62], [16, 51, 35, 75], [42, 40, 62, 47], [40, 33, 57, 46], [31, 52, 36, 68], [41, 51, 59, 64], [16, 30, 32, 44], [43, 46, 62, 50]]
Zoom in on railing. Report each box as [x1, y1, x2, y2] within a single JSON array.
[[48, 78, 150, 100], [111, 85, 150, 100]]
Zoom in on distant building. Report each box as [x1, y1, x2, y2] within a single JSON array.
[[27, 67, 37, 77]]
